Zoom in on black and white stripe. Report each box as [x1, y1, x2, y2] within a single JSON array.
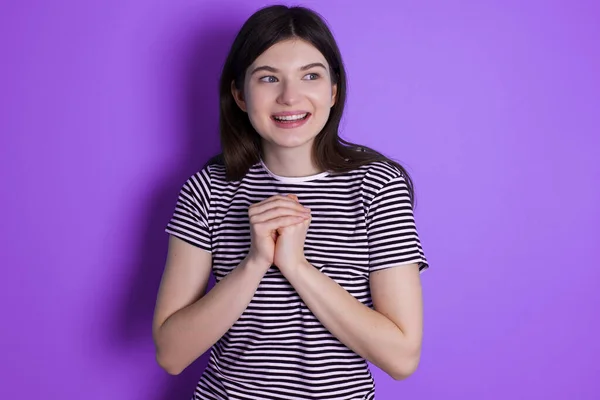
[[166, 159, 428, 400]]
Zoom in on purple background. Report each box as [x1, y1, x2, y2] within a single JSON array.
[[2, 0, 599, 399]]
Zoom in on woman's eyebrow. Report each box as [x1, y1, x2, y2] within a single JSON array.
[[250, 62, 327, 76]]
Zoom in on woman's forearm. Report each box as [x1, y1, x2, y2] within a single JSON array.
[[155, 256, 267, 375], [282, 261, 421, 379]]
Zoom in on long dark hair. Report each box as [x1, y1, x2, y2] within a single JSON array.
[[212, 4, 416, 206]]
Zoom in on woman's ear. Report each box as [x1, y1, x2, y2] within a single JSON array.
[[331, 83, 338, 107], [231, 80, 247, 112]]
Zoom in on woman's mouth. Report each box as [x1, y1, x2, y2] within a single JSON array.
[[271, 112, 311, 128]]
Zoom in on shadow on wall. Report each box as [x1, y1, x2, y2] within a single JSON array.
[[112, 18, 244, 400]]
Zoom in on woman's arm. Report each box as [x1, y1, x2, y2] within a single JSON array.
[[152, 235, 269, 375], [280, 261, 423, 380], [153, 195, 310, 375]]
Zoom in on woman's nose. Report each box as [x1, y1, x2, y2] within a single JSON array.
[[277, 81, 300, 106]]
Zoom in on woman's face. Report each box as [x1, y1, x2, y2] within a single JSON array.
[[233, 39, 337, 152]]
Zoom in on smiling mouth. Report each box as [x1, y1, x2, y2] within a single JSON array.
[[271, 113, 310, 122]]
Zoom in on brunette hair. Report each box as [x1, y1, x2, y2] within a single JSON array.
[[210, 4, 416, 206]]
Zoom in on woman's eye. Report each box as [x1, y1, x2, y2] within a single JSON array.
[[304, 73, 320, 80], [259, 76, 278, 83]]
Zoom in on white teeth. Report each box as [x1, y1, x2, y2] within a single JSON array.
[[273, 113, 308, 121]]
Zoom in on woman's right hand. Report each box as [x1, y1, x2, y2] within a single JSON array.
[[247, 194, 311, 269]]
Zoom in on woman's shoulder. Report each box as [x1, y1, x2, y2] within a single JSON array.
[[192, 154, 227, 182], [176, 155, 227, 193], [350, 159, 405, 184], [203, 153, 225, 169]]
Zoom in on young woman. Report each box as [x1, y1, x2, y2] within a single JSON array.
[[152, 4, 429, 399]]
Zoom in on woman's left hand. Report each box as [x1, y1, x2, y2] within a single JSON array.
[[274, 195, 311, 275]]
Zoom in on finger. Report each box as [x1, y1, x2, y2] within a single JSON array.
[[249, 195, 293, 214], [250, 206, 310, 224], [249, 197, 307, 217], [257, 215, 308, 232], [249, 194, 285, 210]]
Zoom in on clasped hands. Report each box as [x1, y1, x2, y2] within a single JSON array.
[[247, 194, 311, 275]]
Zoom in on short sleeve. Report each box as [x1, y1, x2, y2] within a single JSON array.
[[165, 168, 212, 253], [366, 174, 428, 273]]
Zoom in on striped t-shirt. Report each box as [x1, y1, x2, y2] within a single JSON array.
[[165, 157, 429, 400]]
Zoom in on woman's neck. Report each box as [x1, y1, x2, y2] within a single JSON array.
[[261, 143, 322, 178]]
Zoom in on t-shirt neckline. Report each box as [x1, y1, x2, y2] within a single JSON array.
[[260, 159, 330, 183]]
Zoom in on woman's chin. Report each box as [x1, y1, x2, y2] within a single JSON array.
[[263, 132, 316, 150], [273, 137, 316, 150]]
